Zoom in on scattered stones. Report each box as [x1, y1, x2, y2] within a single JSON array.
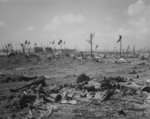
[[76, 73, 91, 84], [1, 72, 150, 118], [118, 109, 126, 116], [129, 70, 137, 74], [141, 86, 150, 93]]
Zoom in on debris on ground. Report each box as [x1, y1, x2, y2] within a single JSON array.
[[114, 58, 131, 63], [76, 73, 91, 84], [129, 70, 137, 74], [0, 73, 38, 83], [1, 73, 150, 119]]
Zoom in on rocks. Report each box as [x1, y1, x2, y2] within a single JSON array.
[[121, 82, 142, 90], [114, 58, 131, 63], [2, 73, 150, 118], [129, 70, 137, 74], [141, 86, 150, 93], [61, 100, 77, 105], [76, 73, 91, 84], [83, 85, 96, 91], [118, 109, 126, 116]]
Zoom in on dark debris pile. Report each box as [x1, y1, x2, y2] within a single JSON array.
[[1, 73, 150, 119], [0, 73, 38, 83]]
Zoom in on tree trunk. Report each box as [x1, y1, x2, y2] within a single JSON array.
[[91, 42, 92, 57], [120, 40, 122, 58]]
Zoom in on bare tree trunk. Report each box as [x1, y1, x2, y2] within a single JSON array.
[[87, 33, 95, 57], [5, 45, 8, 58], [91, 41, 92, 57], [61, 43, 63, 54], [120, 40, 122, 58], [133, 45, 135, 56]]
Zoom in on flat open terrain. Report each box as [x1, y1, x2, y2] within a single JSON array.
[[0, 56, 150, 119]]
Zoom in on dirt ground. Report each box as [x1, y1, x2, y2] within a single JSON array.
[[0, 56, 150, 119]]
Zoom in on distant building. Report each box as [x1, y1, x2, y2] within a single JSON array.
[[54, 49, 77, 54], [34, 47, 44, 53], [45, 47, 54, 54], [33, 47, 77, 54]]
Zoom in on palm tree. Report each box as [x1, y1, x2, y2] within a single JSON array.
[[58, 40, 63, 53]]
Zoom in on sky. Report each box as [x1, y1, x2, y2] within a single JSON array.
[[0, 0, 150, 51]]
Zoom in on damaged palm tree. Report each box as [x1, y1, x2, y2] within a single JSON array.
[[34, 43, 37, 47], [116, 35, 122, 58], [4, 44, 19, 62], [95, 45, 98, 53], [5, 45, 9, 57], [20, 40, 31, 54], [25, 40, 31, 54], [27, 41, 31, 53], [3, 44, 11, 57], [58, 39, 63, 54], [87, 32, 95, 57], [21, 43, 25, 54]]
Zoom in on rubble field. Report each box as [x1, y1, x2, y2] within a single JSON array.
[[0, 55, 150, 119]]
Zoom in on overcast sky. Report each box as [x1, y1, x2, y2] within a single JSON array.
[[0, 0, 150, 51]]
